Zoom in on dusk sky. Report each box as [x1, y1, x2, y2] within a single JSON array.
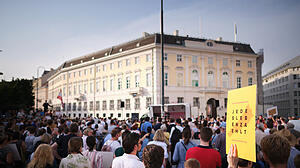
[[0, 0, 300, 80]]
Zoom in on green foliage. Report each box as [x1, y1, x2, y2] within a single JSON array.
[[0, 79, 34, 113]]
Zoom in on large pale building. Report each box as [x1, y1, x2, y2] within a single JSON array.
[[263, 55, 300, 117], [47, 32, 261, 119]]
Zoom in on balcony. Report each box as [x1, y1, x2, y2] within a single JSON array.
[[128, 87, 144, 97]]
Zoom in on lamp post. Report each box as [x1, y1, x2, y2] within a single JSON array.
[[0, 72, 3, 81], [161, 0, 165, 119], [36, 66, 45, 112]]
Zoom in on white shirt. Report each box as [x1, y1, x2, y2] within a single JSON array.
[[147, 141, 168, 158], [103, 139, 121, 153], [82, 135, 89, 151], [112, 153, 145, 168]]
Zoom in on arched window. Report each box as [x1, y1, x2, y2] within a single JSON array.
[[177, 73, 183, 86], [222, 72, 229, 88], [192, 70, 199, 87], [208, 71, 214, 87]]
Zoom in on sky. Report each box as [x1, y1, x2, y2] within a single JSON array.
[[0, 0, 300, 80]]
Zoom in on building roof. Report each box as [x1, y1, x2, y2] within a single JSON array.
[[58, 33, 256, 70], [263, 55, 300, 78]]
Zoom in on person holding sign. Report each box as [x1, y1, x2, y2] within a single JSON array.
[[227, 144, 253, 168]]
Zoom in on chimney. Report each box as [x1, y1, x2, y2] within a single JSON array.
[[216, 37, 223, 41], [173, 30, 179, 36]]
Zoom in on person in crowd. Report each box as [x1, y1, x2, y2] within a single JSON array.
[[112, 132, 144, 168], [256, 123, 267, 148], [170, 118, 184, 165], [141, 117, 152, 133], [274, 129, 300, 168], [287, 122, 300, 141], [173, 126, 197, 168], [83, 136, 103, 168], [167, 118, 176, 133], [154, 118, 163, 131], [0, 134, 13, 167], [184, 159, 200, 168], [215, 122, 227, 168], [27, 144, 54, 168], [264, 118, 274, 135], [25, 126, 36, 156], [143, 144, 164, 168], [102, 127, 122, 153], [260, 134, 291, 168], [186, 127, 221, 168], [82, 128, 94, 151], [131, 123, 140, 134], [147, 129, 168, 167], [138, 131, 150, 159], [53, 122, 79, 161], [294, 154, 300, 168], [59, 137, 90, 168], [108, 120, 117, 134], [160, 124, 170, 145]]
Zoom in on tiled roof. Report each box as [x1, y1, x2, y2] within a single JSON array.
[[60, 33, 256, 69]]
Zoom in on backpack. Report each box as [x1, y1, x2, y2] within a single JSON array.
[[170, 127, 182, 165], [170, 127, 182, 145]]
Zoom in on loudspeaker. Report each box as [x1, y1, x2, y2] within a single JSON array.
[[120, 101, 125, 108], [215, 100, 220, 107]]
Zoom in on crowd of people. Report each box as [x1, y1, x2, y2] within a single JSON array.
[[0, 110, 300, 168]]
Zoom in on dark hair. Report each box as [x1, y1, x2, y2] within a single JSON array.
[[111, 127, 122, 138], [69, 123, 78, 133], [170, 118, 175, 123], [143, 144, 164, 168], [86, 136, 96, 152], [200, 127, 213, 142], [28, 126, 36, 134], [176, 118, 181, 125], [267, 119, 274, 129], [147, 126, 152, 134], [278, 125, 285, 131], [158, 118, 162, 122], [182, 126, 191, 145], [37, 128, 46, 136], [68, 137, 82, 154], [261, 134, 290, 166], [145, 117, 150, 121], [123, 132, 140, 154], [122, 130, 130, 142]]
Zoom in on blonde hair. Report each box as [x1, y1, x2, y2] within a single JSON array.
[[153, 129, 165, 142], [27, 144, 54, 168], [41, 133, 51, 144]]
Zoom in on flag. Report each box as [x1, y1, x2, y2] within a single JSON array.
[[57, 89, 63, 107]]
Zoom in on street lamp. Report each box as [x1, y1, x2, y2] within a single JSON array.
[[36, 66, 45, 112], [160, 0, 165, 119], [0, 72, 3, 81]]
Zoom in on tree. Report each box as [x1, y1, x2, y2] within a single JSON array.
[[0, 79, 34, 114]]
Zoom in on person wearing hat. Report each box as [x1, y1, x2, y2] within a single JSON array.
[[215, 122, 227, 168]]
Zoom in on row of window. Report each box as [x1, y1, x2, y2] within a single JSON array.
[[265, 84, 289, 93], [63, 98, 150, 111], [163, 54, 253, 68], [264, 92, 290, 102], [264, 76, 289, 89], [61, 112, 135, 119]]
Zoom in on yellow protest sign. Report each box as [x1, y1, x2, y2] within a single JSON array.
[[226, 85, 256, 162]]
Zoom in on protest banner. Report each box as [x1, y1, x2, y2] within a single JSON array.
[[226, 85, 256, 162], [266, 106, 278, 118]]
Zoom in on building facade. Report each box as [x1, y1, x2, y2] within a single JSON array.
[[33, 70, 56, 111], [263, 55, 300, 117], [47, 33, 259, 119]]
